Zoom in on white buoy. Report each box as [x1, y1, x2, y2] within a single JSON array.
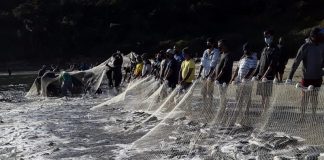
[[295, 83, 301, 88], [262, 77, 268, 82], [242, 78, 247, 84], [214, 80, 220, 85], [222, 82, 227, 88], [308, 85, 314, 91], [285, 79, 292, 85], [273, 78, 278, 84], [251, 76, 257, 82]]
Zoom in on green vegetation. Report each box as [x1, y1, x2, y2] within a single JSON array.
[[0, 0, 324, 64]]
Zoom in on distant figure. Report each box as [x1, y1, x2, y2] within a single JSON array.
[[198, 37, 220, 100], [133, 56, 143, 79], [178, 47, 195, 93], [159, 49, 171, 81], [198, 37, 220, 79], [215, 39, 234, 85], [286, 27, 324, 121], [173, 45, 184, 63], [106, 52, 123, 92], [67, 64, 75, 72], [79, 63, 90, 71], [60, 71, 73, 96], [255, 30, 279, 113], [8, 69, 12, 76], [213, 39, 234, 125], [129, 51, 138, 73], [276, 37, 289, 82], [36, 65, 48, 95], [230, 42, 258, 126], [164, 50, 180, 89], [141, 53, 152, 78], [152, 50, 163, 79]]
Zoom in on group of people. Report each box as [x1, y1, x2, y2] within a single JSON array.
[[124, 27, 324, 123], [34, 27, 324, 123]]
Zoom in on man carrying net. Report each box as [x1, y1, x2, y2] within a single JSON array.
[[286, 27, 324, 121]]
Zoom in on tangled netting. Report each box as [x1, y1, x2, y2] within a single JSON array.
[[26, 54, 132, 97], [94, 77, 324, 159]]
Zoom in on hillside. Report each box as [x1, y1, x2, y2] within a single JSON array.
[[0, 0, 324, 65]]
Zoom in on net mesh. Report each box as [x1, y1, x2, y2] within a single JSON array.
[[26, 54, 133, 97], [95, 79, 324, 159]]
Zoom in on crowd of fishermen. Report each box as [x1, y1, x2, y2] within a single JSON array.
[[118, 27, 324, 123], [34, 27, 324, 122]]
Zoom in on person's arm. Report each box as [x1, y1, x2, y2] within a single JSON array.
[[245, 68, 256, 79], [182, 68, 193, 83], [207, 51, 220, 78], [178, 68, 182, 84], [197, 65, 204, 78], [288, 45, 305, 80], [230, 67, 239, 83]]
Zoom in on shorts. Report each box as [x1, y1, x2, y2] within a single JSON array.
[[236, 83, 252, 100], [201, 80, 214, 97], [256, 81, 273, 97], [179, 82, 192, 92], [301, 79, 322, 88], [167, 81, 177, 89]]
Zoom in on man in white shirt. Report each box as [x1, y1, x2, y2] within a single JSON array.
[[230, 42, 257, 126], [141, 53, 152, 77], [198, 38, 220, 79], [197, 38, 220, 100]]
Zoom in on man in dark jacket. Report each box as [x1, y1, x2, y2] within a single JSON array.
[[255, 30, 279, 112], [106, 52, 123, 92], [215, 39, 233, 85]]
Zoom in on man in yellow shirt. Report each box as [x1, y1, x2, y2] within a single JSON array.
[[179, 47, 195, 92], [133, 56, 143, 79]]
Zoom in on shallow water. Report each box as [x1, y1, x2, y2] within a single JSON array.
[[0, 75, 155, 160], [1, 74, 324, 160]]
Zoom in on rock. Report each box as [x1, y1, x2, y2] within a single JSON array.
[[48, 142, 55, 146], [146, 116, 158, 122], [176, 116, 187, 121], [187, 121, 198, 126], [305, 153, 320, 160], [53, 148, 60, 152]]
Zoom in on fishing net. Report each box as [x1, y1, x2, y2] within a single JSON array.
[[26, 54, 132, 97], [108, 79, 324, 159]]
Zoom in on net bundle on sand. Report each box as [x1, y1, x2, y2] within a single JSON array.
[[94, 78, 324, 159], [26, 54, 132, 97]]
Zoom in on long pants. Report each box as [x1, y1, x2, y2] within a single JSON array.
[[112, 68, 122, 88], [106, 68, 122, 88], [62, 81, 72, 96]]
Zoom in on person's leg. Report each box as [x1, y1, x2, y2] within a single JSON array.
[[36, 77, 41, 95], [61, 82, 67, 96], [231, 86, 245, 126], [106, 70, 113, 87], [300, 91, 309, 121], [201, 80, 207, 100], [310, 91, 319, 117], [279, 73, 283, 82], [114, 70, 123, 88]]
